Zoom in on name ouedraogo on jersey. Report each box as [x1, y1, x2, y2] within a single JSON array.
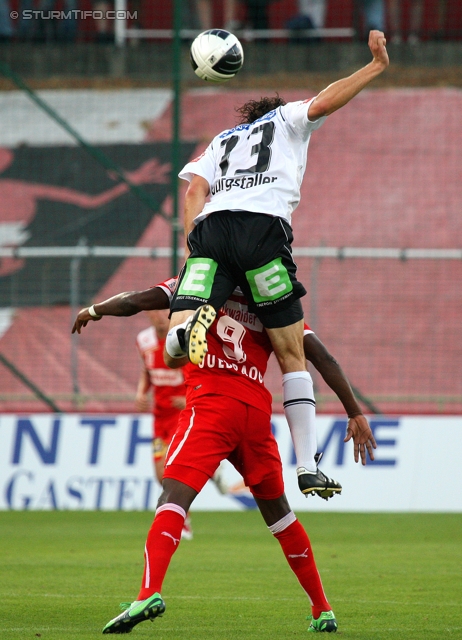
[[155, 279, 314, 415], [179, 99, 326, 226], [157, 279, 273, 414]]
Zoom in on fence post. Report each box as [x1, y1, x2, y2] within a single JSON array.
[[70, 237, 86, 400], [114, 0, 127, 46], [171, 0, 182, 277]]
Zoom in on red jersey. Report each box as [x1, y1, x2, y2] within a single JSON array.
[[188, 291, 274, 415], [156, 279, 313, 416], [157, 280, 273, 415], [136, 326, 186, 421]]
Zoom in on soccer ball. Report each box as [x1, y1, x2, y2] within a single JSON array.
[[190, 29, 244, 83]]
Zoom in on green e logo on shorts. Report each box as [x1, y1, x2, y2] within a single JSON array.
[[177, 258, 218, 299], [246, 258, 293, 303]]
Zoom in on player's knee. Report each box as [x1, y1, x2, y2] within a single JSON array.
[[274, 348, 306, 373]]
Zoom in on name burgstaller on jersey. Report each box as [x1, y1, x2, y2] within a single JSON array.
[[210, 173, 278, 195]]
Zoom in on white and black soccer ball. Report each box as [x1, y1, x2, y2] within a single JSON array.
[[190, 29, 244, 83]]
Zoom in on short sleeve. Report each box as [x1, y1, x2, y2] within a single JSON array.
[[303, 322, 314, 335], [281, 99, 327, 140], [179, 141, 217, 186], [154, 277, 178, 303]]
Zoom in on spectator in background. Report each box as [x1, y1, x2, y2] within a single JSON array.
[[354, 0, 385, 39], [224, 0, 240, 31], [93, 0, 114, 43], [195, 0, 212, 29], [389, 0, 423, 44], [192, 0, 236, 31], [289, 0, 327, 31], [18, 0, 78, 41], [243, 0, 271, 30], [0, 0, 14, 41], [435, 0, 448, 39], [189, 0, 274, 31], [286, 0, 327, 41]]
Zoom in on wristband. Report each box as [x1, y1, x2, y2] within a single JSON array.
[[88, 304, 101, 318]]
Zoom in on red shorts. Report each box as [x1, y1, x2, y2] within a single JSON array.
[[153, 410, 181, 442], [152, 437, 170, 463], [163, 394, 284, 500], [152, 411, 182, 462]]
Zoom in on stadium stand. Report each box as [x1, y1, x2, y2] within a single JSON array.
[[0, 86, 460, 414]]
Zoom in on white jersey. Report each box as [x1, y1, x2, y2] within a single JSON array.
[[179, 99, 326, 226]]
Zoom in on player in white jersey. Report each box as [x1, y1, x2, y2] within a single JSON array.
[[166, 30, 388, 493], [182, 98, 326, 226]]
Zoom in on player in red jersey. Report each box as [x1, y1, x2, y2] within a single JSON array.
[[73, 280, 376, 635], [135, 309, 194, 540], [135, 309, 186, 484]]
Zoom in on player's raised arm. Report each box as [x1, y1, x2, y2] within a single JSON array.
[[308, 30, 389, 120], [303, 333, 377, 465], [183, 174, 210, 257], [71, 287, 170, 334]]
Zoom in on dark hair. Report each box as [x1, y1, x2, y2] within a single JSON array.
[[235, 94, 286, 124]]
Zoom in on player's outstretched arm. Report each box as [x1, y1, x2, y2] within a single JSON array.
[[303, 333, 377, 464], [308, 30, 389, 120], [135, 368, 151, 412], [344, 414, 377, 466], [71, 287, 170, 334], [183, 175, 210, 257]]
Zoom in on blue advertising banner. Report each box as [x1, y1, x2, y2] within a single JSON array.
[[1, 414, 461, 511]]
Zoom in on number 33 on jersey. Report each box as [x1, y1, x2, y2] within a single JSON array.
[[179, 99, 326, 226]]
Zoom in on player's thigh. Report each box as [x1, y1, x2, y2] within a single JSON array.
[[164, 395, 246, 481], [236, 216, 306, 317], [265, 317, 306, 373], [171, 257, 235, 313], [230, 405, 284, 498]]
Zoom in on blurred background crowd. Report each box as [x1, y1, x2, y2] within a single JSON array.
[[0, 0, 459, 44]]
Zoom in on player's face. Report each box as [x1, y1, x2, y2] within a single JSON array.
[[147, 309, 170, 334]]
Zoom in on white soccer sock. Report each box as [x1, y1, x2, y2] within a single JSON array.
[[268, 511, 297, 535], [165, 316, 192, 358], [282, 371, 317, 473]]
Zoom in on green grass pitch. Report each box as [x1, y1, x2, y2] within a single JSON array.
[[1, 511, 461, 639]]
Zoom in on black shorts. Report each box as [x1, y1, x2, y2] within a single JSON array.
[[171, 210, 306, 328]]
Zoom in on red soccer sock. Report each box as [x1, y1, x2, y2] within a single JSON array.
[[137, 503, 186, 600], [273, 518, 331, 618]]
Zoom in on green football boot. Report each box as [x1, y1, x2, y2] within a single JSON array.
[[102, 593, 165, 634], [307, 610, 338, 633]]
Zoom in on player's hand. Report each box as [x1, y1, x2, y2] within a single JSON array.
[[344, 414, 377, 465], [368, 30, 389, 69], [71, 308, 102, 334], [171, 395, 186, 410], [135, 393, 150, 412]]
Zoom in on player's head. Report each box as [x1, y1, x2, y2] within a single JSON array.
[[235, 94, 286, 124], [0, 147, 13, 173], [146, 309, 170, 337]]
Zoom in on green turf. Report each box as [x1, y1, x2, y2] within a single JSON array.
[[0, 511, 461, 639]]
